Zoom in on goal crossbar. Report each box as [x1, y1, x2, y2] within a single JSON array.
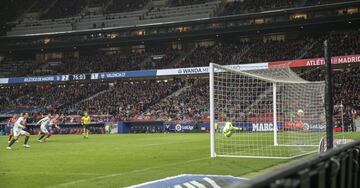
[[212, 63, 323, 84]]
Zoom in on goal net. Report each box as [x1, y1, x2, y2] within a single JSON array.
[[209, 63, 326, 159]]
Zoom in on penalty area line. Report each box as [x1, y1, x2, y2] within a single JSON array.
[[47, 157, 209, 188]]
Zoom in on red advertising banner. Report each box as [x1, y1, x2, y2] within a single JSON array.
[[269, 54, 360, 68]]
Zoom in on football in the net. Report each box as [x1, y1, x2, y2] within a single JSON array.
[[297, 109, 304, 117]]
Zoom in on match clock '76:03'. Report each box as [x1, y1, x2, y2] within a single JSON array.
[[70, 74, 90, 81]]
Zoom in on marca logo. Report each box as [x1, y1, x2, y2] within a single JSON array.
[[252, 123, 274, 132]]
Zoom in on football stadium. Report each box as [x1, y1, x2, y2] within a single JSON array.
[[0, 0, 360, 187]]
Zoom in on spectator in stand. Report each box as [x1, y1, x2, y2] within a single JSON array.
[[41, 0, 86, 19], [145, 79, 209, 121], [300, 65, 360, 131], [219, 0, 302, 16], [2, 31, 359, 77], [106, 0, 148, 13], [2, 48, 180, 77], [75, 79, 184, 119], [0, 83, 109, 114], [170, 0, 214, 6]]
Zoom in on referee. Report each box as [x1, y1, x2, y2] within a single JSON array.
[[81, 112, 91, 139]]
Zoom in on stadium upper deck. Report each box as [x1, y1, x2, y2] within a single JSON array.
[[0, 30, 358, 78], [0, 0, 358, 36]]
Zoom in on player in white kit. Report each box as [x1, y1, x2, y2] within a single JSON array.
[[37, 113, 51, 142], [7, 113, 30, 149], [37, 114, 59, 142]]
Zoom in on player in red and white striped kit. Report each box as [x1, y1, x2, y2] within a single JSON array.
[[7, 114, 18, 143]]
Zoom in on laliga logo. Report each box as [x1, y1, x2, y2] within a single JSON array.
[[303, 123, 310, 131], [175, 124, 182, 131]]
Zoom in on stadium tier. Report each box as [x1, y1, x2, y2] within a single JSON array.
[[0, 30, 359, 77], [1, 0, 357, 36], [0, 65, 359, 124]]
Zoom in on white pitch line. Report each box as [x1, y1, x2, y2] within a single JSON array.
[[174, 185, 183, 188], [47, 157, 209, 188], [183, 182, 196, 188], [128, 174, 187, 188], [203, 177, 221, 188], [190, 181, 206, 188]]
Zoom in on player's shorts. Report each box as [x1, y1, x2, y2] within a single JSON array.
[[47, 125, 53, 132], [6, 127, 13, 134], [40, 125, 49, 134], [83, 125, 90, 130], [13, 130, 29, 137]]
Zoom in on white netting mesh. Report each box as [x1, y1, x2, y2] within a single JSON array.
[[210, 64, 326, 159]]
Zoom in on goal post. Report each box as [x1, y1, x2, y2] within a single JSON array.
[[209, 63, 326, 159], [210, 63, 216, 158]]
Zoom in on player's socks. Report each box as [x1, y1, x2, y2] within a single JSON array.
[[8, 138, 16, 147], [83, 128, 87, 138], [24, 136, 30, 145], [46, 133, 52, 139], [38, 133, 46, 141], [8, 134, 13, 142]]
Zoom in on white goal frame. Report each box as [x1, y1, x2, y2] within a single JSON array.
[[209, 63, 325, 159]]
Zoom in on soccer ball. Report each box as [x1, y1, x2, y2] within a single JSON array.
[[297, 109, 304, 117]]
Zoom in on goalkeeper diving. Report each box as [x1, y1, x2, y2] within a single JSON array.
[[217, 122, 243, 137]]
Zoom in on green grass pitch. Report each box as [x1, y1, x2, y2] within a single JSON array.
[[0, 132, 359, 188]]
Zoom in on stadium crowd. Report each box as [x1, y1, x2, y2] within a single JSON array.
[[5, 48, 180, 77], [0, 0, 359, 128], [305, 31, 360, 58], [1, 61, 359, 127], [0, 29, 359, 127], [0, 83, 109, 114], [106, 0, 149, 13], [169, 0, 215, 7], [145, 79, 209, 121], [1, 0, 350, 36], [3, 30, 358, 78], [74, 79, 184, 120], [218, 0, 352, 16], [219, 0, 302, 16], [299, 65, 360, 130], [176, 36, 316, 68], [41, 0, 87, 19]]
